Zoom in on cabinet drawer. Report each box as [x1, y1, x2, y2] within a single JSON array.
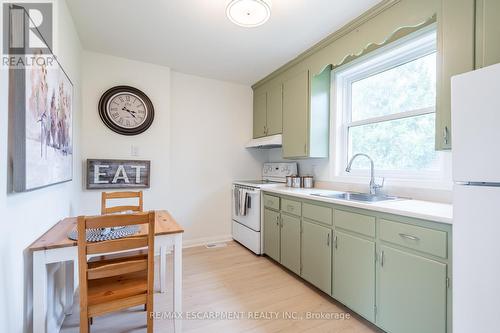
[[380, 219, 447, 258], [303, 203, 332, 225], [263, 194, 280, 210], [281, 198, 301, 216], [334, 210, 375, 237]]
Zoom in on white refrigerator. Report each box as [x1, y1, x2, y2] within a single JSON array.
[[452, 63, 500, 332]]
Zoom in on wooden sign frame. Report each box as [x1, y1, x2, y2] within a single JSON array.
[[86, 159, 151, 190]]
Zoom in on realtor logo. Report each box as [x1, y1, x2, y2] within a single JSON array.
[[2, 2, 53, 55]]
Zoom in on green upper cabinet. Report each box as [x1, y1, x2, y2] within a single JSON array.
[[253, 91, 267, 138], [252, 83, 282, 138], [282, 70, 309, 157], [301, 219, 332, 294], [475, 0, 500, 68], [282, 67, 330, 159], [263, 208, 281, 262], [376, 245, 447, 333], [280, 213, 301, 275], [333, 231, 376, 322], [266, 83, 283, 135], [436, 0, 475, 150]]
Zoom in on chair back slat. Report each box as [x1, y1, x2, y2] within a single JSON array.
[[104, 205, 142, 215], [86, 236, 148, 255], [101, 191, 144, 215], [87, 259, 148, 280]]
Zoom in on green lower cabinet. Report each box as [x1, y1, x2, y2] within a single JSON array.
[[301, 220, 332, 294], [280, 214, 301, 275], [377, 245, 447, 333], [333, 231, 375, 322], [263, 208, 280, 262]]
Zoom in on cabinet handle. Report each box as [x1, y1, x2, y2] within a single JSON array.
[[334, 234, 338, 249], [380, 250, 385, 267], [275, 215, 279, 226], [443, 126, 449, 145], [399, 233, 420, 241], [327, 233, 330, 247]]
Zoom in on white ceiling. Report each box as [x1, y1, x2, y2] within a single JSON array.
[[66, 0, 381, 84]]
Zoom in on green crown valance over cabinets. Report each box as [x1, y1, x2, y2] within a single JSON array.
[[308, 14, 437, 77], [325, 14, 437, 75]]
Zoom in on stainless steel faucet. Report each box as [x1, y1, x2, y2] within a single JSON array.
[[345, 153, 384, 195]]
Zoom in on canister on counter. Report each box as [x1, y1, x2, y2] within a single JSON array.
[[291, 176, 302, 188], [303, 176, 314, 188], [286, 175, 294, 187]]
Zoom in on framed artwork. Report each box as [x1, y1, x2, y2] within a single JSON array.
[[10, 55, 73, 192]]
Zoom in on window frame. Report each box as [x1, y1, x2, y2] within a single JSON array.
[[331, 24, 447, 183]]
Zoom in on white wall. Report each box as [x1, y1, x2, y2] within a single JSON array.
[[0, 1, 83, 332], [79, 51, 172, 214], [170, 71, 265, 245], [79, 52, 265, 245]]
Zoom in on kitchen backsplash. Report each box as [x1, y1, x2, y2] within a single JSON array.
[[265, 148, 452, 204]]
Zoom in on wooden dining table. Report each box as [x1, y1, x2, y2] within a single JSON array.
[[28, 210, 184, 333]]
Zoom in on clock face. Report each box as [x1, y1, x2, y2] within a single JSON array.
[[106, 93, 148, 129], [98, 86, 155, 135]]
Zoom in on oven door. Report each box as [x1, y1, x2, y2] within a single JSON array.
[[232, 185, 261, 232]]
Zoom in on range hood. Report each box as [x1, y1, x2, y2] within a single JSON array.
[[245, 134, 282, 149]]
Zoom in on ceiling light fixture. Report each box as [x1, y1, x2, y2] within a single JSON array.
[[226, 0, 271, 28]]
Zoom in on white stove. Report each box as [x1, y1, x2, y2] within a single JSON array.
[[232, 162, 297, 254]]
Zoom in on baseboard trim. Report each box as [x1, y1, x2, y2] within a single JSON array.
[[182, 235, 233, 249]]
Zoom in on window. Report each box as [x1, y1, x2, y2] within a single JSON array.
[[333, 25, 444, 180]]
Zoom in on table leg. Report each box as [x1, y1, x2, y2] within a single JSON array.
[[173, 233, 182, 333], [64, 260, 74, 315], [33, 250, 48, 333], [160, 245, 167, 293]]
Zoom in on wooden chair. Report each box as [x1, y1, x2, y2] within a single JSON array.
[[101, 191, 143, 215], [96, 190, 147, 270], [77, 211, 155, 333]]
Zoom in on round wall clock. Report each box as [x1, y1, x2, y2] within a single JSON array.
[[98, 85, 154, 135]]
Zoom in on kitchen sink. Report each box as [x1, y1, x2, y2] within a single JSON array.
[[311, 191, 400, 202]]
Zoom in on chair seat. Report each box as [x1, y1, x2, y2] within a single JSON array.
[[88, 249, 148, 268]]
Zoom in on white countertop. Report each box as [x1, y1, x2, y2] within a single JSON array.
[[262, 186, 453, 225]]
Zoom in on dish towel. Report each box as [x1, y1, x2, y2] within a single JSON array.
[[234, 187, 240, 215], [234, 187, 249, 216]]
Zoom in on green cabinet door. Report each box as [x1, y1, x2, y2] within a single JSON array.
[[301, 220, 332, 294], [333, 231, 375, 322], [282, 70, 309, 158], [253, 91, 267, 138], [280, 214, 300, 275], [263, 208, 280, 262], [266, 83, 283, 135], [436, 0, 475, 150], [377, 245, 447, 333], [475, 0, 500, 68]]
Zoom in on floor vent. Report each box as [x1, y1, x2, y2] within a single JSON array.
[[205, 242, 227, 249]]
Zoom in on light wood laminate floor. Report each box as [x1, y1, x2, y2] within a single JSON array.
[[61, 241, 382, 333]]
